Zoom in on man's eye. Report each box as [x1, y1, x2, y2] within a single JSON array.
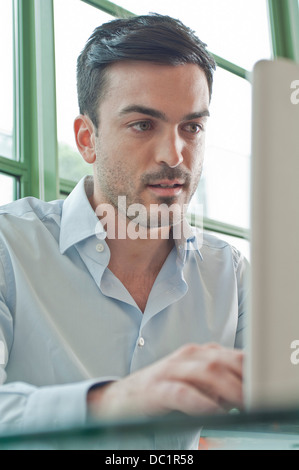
[[131, 121, 153, 132], [183, 123, 203, 134]]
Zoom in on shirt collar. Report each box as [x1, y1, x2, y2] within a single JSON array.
[[60, 175, 203, 261], [59, 176, 100, 254], [172, 219, 203, 263]]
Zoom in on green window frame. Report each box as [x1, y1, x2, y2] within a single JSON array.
[[1, 0, 58, 201], [1, 0, 299, 242]]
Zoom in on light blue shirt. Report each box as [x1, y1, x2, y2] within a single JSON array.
[[0, 176, 249, 449]]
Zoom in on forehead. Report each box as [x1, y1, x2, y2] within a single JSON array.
[[100, 61, 210, 118]]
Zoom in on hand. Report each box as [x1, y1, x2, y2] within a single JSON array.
[[87, 343, 244, 419]]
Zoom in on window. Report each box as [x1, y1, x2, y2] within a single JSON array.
[[194, 67, 252, 230], [53, 0, 273, 256], [0, 1, 15, 206], [54, 0, 114, 183], [114, 0, 272, 70], [0, 0, 298, 257], [0, 0, 58, 203], [0, 174, 17, 206], [0, 0, 20, 205], [0, 1, 14, 161]]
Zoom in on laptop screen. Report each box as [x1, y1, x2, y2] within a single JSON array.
[[245, 58, 299, 410]]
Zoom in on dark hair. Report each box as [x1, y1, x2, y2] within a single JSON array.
[[77, 13, 216, 128]]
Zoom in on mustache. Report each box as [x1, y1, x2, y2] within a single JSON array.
[[141, 166, 191, 186]]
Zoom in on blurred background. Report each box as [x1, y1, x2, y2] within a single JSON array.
[[1, 0, 299, 260]]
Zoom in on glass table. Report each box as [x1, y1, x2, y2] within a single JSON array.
[[1, 408, 299, 450]]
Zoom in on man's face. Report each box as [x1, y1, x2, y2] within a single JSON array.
[[93, 61, 210, 227]]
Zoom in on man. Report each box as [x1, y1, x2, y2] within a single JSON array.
[[0, 14, 248, 449]]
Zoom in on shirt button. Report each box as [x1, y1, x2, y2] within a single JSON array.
[[96, 243, 104, 253], [138, 337, 145, 347]]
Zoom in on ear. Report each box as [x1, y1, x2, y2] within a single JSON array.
[[74, 114, 97, 164]]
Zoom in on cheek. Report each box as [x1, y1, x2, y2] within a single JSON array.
[[96, 132, 143, 168], [187, 140, 205, 170]]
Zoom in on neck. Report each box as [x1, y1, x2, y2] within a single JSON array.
[[89, 190, 176, 312], [106, 213, 175, 274], [89, 190, 176, 273]]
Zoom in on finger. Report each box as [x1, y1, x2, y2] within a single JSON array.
[[153, 380, 225, 416], [192, 356, 243, 407], [218, 348, 244, 379], [203, 369, 243, 408], [173, 344, 244, 381], [168, 346, 243, 408], [199, 344, 244, 379]]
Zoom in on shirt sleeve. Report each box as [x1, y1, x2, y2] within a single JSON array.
[[0, 379, 107, 435], [0, 245, 117, 436]]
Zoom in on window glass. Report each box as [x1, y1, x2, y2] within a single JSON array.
[[0, 0, 14, 159], [54, 0, 113, 181], [190, 67, 251, 229], [0, 174, 15, 206], [114, 0, 272, 70]]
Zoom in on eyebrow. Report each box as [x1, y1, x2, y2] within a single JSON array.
[[119, 105, 210, 121]]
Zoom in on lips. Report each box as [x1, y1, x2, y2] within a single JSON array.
[[147, 180, 184, 197], [148, 179, 184, 187]]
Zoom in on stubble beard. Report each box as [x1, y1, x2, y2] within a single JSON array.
[[94, 144, 203, 231]]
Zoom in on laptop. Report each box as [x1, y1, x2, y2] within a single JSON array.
[[245, 58, 299, 411]]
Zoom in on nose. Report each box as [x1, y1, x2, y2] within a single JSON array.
[[154, 129, 184, 168]]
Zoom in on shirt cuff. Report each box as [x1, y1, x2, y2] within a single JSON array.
[[22, 377, 118, 433]]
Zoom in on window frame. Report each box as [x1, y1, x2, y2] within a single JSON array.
[[0, 0, 58, 201], [1, 0, 298, 242]]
